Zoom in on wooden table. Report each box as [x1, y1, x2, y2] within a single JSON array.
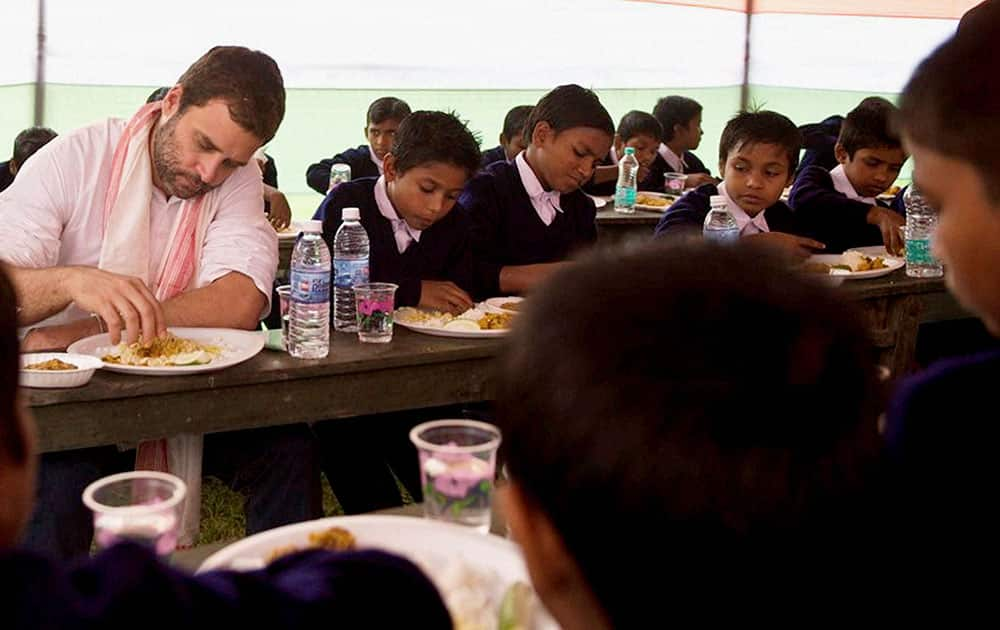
[[29, 329, 501, 454], [840, 270, 968, 378], [594, 207, 661, 249]]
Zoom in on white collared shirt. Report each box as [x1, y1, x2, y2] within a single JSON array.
[[829, 164, 876, 204], [0, 118, 277, 329], [368, 146, 385, 174], [515, 152, 562, 226], [374, 175, 422, 253], [658, 143, 688, 173], [718, 181, 770, 235]]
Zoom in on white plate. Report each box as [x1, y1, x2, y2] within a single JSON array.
[[276, 221, 309, 240], [634, 191, 677, 212], [66, 327, 265, 375], [197, 515, 556, 629], [483, 296, 524, 315], [587, 194, 608, 209], [19, 352, 103, 388], [808, 247, 904, 281], [395, 319, 508, 339]]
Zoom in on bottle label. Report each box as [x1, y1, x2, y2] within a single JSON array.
[[334, 258, 370, 289], [614, 185, 636, 207], [906, 238, 937, 266], [290, 269, 330, 304]]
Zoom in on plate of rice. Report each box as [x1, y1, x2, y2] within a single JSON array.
[[66, 327, 265, 375], [395, 306, 513, 338]]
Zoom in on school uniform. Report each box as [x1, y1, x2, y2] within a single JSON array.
[[654, 182, 801, 238], [318, 176, 490, 306], [1, 543, 452, 629], [642, 144, 713, 193], [796, 115, 844, 175], [459, 153, 598, 296], [306, 145, 381, 194], [582, 147, 665, 197], [788, 164, 904, 253], [0, 160, 14, 192], [479, 145, 507, 169]]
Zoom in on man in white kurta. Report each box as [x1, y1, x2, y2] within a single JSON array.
[[0, 46, 320, 558]]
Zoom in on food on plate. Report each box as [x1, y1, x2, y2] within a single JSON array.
[[635, 193, 669, 207], [843, 250, 888, 271], [801, 261, 831, 275], [23, 358, 78, 371], [884, 185, 901, 196], [396, 306, 514, 331], [267, 526, 357, 562], [101, 333, 221, 367], [499, 301, 521, 312]]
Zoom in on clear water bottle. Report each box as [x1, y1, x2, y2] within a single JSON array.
[[703, 195, 740, 244], [614, 147, 639, 214], [333, 207, 370, 332], [288, 220, 331, 359], [903, 185, 943, 278]]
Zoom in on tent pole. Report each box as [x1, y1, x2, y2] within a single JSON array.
[[740, 0, 753, 110], [34, 0, 46, 126]]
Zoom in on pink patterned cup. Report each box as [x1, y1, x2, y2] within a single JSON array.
[[353, 283, 398, 343]]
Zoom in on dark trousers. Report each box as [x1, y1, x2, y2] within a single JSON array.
[[20, 424, 321, 560]]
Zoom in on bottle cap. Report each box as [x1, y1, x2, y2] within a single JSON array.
[[709, 195, 726, 207], [623, 147, 635, 155], [342, 207, 360, 220], [302, 220, 323, 232]]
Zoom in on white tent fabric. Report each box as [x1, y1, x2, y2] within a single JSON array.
[[41, 0, 745, 89], [0, 3, 37, 85]]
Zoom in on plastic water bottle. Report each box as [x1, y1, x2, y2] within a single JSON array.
[[288, 220, 331, 359], [614, 147, 639, 214], [903, 185, 943, 278], [703, 195, 740, 244], [333, 207, 370, 332]]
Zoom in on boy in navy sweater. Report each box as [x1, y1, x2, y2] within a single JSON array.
[[651, 95, 716, 189], [0, 268, 453, 630], [655, 111, 825, 259], [789, 97, 907, 254], [306, 97, 411, 195], [459, 84, 614, 295], [318, 111, 486, 314], [886, 4, 1000, 558], [480, 105, 533, 168], [585, 110, 663, 196]]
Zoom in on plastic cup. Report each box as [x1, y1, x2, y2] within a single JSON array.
[[354, 283, 398, 343], [82, 471, 186, 556]]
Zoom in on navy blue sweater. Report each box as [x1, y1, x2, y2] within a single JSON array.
[[788, 165, 903, 253], [0, 161, 13, 193], [582, 152, 665, 197], [1, 543, 452, 630], [306, 145, 379, 194], [480, 146, 507, 169], [654, 183, 801, 238], [318, 177, 491, 306], [459, 160, 597, 296]]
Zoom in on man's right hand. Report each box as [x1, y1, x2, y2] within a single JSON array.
[[62, 267, 166, 344], [418, 281, 474, 315]]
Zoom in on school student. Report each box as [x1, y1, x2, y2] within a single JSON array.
[[584, 110, 663, 196], [655, 110, 825, 260], [480, 105, 533, 168], [306, 97, 411, 195], [651, 95, 715, 189], [788, 97, 907, 254], [459, 84, 614, 295]]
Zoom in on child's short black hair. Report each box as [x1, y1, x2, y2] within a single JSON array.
[[367, 97, 412, 126], [616, 110, 663, 143], [0, 266, 27, 464], [718, 110, 801, 173], [523, 84, 614, 142], [837, 97, 902, 159], [900, 9, 1000, 201], [496, 242, 882, 623], [653, 95, 702, 142], [12, 127, 57, 170], [146, 86, 170, 103], [501, 105, 534, 141], [390, 111, 481, 179]]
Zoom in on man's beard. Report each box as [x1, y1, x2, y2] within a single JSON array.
[[152, 117, 216, 199]]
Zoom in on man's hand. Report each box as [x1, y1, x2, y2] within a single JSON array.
[[62, 267, 165, 345], [419, 281, 474, 315], [866, 206, 905, 256], [745, 232, 826, 260]]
